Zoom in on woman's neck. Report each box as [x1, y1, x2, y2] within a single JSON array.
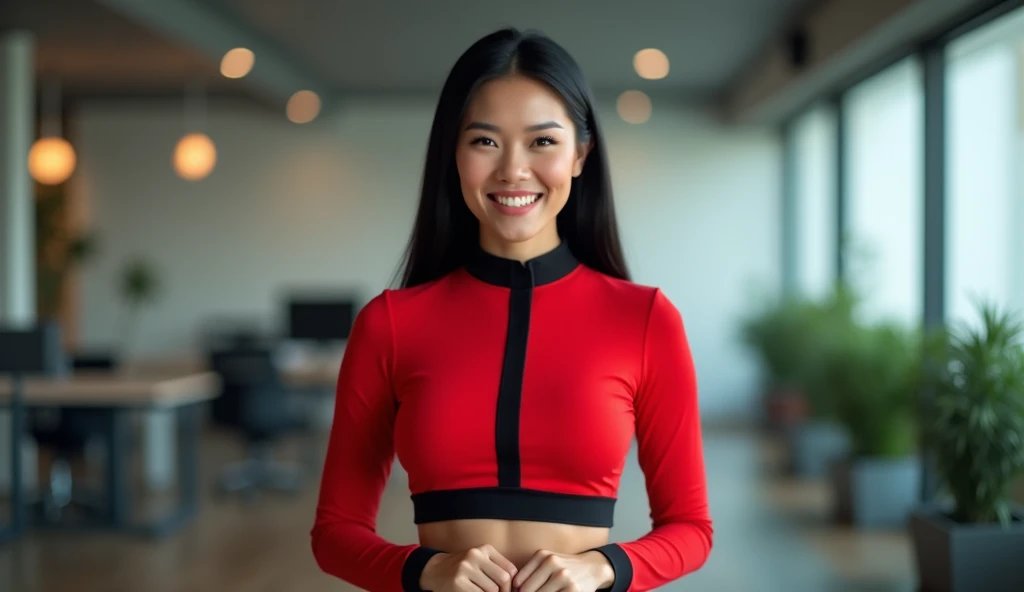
[[479, 229, 561, 263]]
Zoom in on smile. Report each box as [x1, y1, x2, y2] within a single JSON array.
[[487, 193, 543, 208]]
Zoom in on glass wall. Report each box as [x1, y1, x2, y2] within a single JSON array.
[[791, 105, 837, 301], [842, 58, 925, 325], [945, 6, 1024, 328]]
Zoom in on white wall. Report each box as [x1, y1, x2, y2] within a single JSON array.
[[70, 95, 780, 423]]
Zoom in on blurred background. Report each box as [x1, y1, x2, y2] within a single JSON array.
[[2, 0, 1024, 590]]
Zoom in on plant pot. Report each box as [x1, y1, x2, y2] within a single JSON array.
[[783, 419, 849, 478], [764, 387, 808, 432], [910, 505, 1024, 592], [831, 454, 921, 528]]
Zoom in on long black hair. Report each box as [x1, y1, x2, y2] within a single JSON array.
[[395, 27, 630, 288]]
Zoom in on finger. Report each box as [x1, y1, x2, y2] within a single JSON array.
[[536, 568, 572, 592], [513, 550, 548, 590], [477, 559, 514, 592], [517, 563, 556, 592], [483, 547, 519, 582], [466, 569, 500, 592]]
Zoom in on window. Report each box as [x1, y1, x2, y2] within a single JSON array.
[[945, 6, 1024, 328], [842, 58, 925, 325], [791, 104, 837, 301]]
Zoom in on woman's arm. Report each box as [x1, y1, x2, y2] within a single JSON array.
[[589, 288, 714, 592], [310, 291, 442, 592]]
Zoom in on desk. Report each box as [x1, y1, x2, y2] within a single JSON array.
[[126, 352, 341, 391], [0, 371, 219, 540]]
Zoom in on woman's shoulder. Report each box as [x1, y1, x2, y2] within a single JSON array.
[[576, 265, 670, 310], [358, 272, 456, 317]]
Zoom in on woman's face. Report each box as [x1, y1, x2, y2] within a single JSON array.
[[455, 75, 589, 259]]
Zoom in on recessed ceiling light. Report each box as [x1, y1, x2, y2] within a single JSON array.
[[634, 48, 669, 80], [617, 90, 652, 124], [221, 48, 255, 79], [287, 90, 321, 124]]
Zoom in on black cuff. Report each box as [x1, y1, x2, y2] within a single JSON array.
[[590, 543, 632, 592], [401, 546, 444, 592]]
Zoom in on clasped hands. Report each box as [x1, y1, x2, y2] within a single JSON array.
[[420, 544, 614, 592]]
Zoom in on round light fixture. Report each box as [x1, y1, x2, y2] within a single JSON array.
[[221, 48, 255, 79], [287, 90, 321, 124], [617, 90, 652, 124], [28, 136, 77, 185], [173, 132, 217, 181], [633, 48, 670, 80]]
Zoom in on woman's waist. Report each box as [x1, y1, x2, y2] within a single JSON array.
[[418, 519, 610, 568]]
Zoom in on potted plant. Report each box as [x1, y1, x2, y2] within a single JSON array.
[[818, 320, 922, 528], [116, 257, 162, 355], [770, 285, 859, 478], [739, 295, 816, 430], [910, 302, 1024, 592]]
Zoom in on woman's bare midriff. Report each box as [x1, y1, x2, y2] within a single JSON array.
[[418, 519, 610, 569]]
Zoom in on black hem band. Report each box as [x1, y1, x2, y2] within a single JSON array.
[[411, 487, 616, 527], [402, 546, 444, 592], [590, 543, 632, 592]]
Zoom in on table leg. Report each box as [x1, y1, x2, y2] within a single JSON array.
[[136, 403, 199, 538], [105, 408, 133, 527], [0, 375, 25, 544]]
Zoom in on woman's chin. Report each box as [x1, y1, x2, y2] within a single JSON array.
[[484, 222, 559, 250]]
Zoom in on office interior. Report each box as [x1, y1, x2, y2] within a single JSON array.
[[2, 0, 1024, 590]]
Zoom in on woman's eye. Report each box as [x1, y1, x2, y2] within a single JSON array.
[[470, 137, 496, 147], [535, 136, 557, 147]]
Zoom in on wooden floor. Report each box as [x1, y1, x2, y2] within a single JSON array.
[[0, 426, 916, 592]]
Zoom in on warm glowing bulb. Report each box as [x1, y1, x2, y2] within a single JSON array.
[[617, 91, 652, 124], [221, 48, 255, 78], [28, 136, 77, 185], [287, 90, 321, 124], [633, 48, 670, 80], [173, 133, 217, 181]]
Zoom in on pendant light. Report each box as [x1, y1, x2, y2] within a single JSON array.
[[28, 79, 77, 185], [173, 81, 217, 181]]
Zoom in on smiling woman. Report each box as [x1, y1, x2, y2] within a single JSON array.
[[311, 28, 713, 592], [456, 76, 588, 258]]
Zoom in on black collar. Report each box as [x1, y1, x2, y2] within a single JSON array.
[[465, 241, 579, 288]]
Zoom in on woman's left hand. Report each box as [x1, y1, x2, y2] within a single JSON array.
[[512, 549, 614, 592]]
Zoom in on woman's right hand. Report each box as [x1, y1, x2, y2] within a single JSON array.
[[419, 544, 518, 592]]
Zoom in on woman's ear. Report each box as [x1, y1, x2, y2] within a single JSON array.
[[572, 140, 594, 177]]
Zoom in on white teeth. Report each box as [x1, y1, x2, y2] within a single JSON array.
[[494, 194, 540, 207]]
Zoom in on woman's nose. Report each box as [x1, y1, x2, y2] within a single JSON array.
[[497, 148, 530, 183]]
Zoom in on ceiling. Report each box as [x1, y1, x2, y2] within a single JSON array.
[[208, 0, 811, 95], [1, 0, 229, 96], [2, 0, 813, 105]]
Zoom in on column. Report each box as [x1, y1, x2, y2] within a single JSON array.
[[0, 30, 37, 493]]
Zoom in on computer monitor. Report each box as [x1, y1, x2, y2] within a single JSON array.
[[286, 297, 356, 343]]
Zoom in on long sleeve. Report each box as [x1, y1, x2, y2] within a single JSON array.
[[591, 289, 714, 592], [310, 291, 442, 591]]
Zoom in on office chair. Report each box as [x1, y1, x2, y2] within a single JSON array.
[[28, 351, 119, 523], [0, 322, 67, 542], [208, 345, 308, 498]]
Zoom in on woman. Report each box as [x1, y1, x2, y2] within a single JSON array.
[[311, 28, 712, 592]]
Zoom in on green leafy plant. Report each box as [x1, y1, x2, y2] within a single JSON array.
[[924, 302, 1024, 525], [117, 257, 162, 352], [739, 282, 860, 418], [739, 296, 819, 390], [814, 320, 920, 458]]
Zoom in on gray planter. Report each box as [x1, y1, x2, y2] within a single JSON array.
[[784, 419, 850, 478], [831, 455, 921, 528], [910, 506, 1024, 592]]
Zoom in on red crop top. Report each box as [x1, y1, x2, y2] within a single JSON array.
[[311, 241, 713, 591]]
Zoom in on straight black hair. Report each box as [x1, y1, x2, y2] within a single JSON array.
[[395, 27, 630, 288]]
